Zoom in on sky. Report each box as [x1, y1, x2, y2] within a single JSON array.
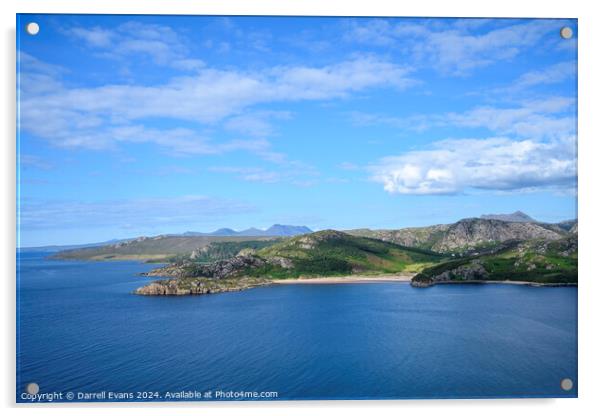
[[16, 15, 578, 247]]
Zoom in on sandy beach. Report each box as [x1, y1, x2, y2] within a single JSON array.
[[271, 274, 414, 285], [271, 276, 576, 287]]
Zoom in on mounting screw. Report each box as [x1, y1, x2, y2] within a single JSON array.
[[561, 378, 574, 391], [560, 27, 573, 39]]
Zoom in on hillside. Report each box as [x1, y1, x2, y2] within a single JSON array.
[[136, 228, 578, 295], [347, 218, 569, 254], [254, 230, 444, 276], [411, 235, 577, 287], [53, 235, 279, 261], [140, 230, 444, 282]]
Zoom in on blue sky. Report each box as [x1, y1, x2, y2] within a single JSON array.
[[17, 15, 578, 246]]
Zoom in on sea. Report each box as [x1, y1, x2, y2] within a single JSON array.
[[16, 251, 578, 402]]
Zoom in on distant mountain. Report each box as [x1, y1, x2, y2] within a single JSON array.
[[480, 211, 536, 222], [53, 235, 280, 261], [181, 224, 312, 237], [52, 225, 313, 261]]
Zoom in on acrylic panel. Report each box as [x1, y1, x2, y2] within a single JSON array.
[[16, 14, 578, 402]]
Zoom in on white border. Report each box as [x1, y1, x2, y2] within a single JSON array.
[[2, 1, 601, 415]]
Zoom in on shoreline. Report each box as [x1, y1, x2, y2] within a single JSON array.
[[270, 275, 576, 287], [412, 279, 577, 288], [135, 274, 577, 296], [271, 275, 414, 285]]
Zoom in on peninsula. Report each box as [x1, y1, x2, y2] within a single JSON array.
[[51, 214, 578, 296]]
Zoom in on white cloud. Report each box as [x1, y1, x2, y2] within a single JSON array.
[[23, 55, 413, 125], [19, 54, 414, 157], [371, 136, 576, 195]]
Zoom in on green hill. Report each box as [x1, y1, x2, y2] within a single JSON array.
[[412, 235, 577, 287], [254, 230, 443, 277], [145, 230, 445, 280]]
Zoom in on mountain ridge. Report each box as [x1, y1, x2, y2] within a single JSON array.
[[347, 217, 575, 253], [51, 215, 577, 261]]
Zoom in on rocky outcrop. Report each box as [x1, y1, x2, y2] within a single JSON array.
[[349, 218, 565, 254], [193, 255, 267, 279], [431, 219, 562, 252], [143, 254, 268, 279], [412, 259, 489, 287], [135, 277, 271, 296], [267, 256, 294, 269], [348, 224, 449, 249], [142, 264, 186, 277]]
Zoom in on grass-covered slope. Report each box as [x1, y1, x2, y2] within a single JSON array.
[[148, 230, 445, 280], [412, 235, 577, 286], [253, 230, 443, 277]]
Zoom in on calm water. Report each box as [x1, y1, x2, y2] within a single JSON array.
[[17, 251, 577, 401]]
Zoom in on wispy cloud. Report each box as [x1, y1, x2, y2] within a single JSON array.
[[344, 19, 569, 75], [208, 167, 282, 184], [446, 97, 575, 139], [67, 22, 205, 71], [209, 161, 319, 186], [350, 97, 575, 140], [492, 61, 577, 96], [338, 162, 361, 171], [371, 136, 576, 195], [19, 53, 415, 157], [224, 111, 292, 137], [20, 154, 54, 170], [20, 195, 255, 230]]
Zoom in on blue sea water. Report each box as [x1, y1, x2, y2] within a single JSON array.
[[16, 251, 577, 402]]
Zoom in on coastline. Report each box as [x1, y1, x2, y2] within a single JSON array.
[[412, 279, 577, 288], [135, 273, 577, 296], [271, 275, 577, 287], [271, 274, 414, 285]]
